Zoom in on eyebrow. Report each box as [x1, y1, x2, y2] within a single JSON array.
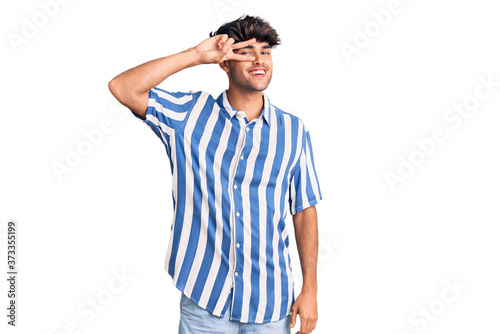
[[241, 45, 271, 49]]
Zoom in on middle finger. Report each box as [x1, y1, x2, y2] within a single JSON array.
[[232, 38, 257, 50]]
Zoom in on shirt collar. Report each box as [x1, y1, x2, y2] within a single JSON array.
[[217, 90, 271, 126]]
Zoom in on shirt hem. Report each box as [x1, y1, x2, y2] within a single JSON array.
[[171, 279, 291, 324], [293, 196, 322, 215]]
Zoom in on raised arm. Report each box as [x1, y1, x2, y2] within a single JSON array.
[[108, 35, 256, 119]]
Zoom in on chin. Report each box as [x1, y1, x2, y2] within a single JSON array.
[[229, 70, 272, 92], [247, 80, 271, 92]]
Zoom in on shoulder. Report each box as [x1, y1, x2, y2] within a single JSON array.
[[270, 102, 307, 132]]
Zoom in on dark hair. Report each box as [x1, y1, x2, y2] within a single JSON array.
[[210, 15, 281, 47]]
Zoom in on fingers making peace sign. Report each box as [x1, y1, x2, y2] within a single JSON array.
[[194, 34, 257, 64]]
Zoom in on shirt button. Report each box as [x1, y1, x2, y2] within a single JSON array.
[[236, 243, 240, 248], [234, 184, 238, 189], [236, 211, 240, 217], [246, 127, 250, 132], [234, 272, 239, 276], [240, 155, 244, 160]]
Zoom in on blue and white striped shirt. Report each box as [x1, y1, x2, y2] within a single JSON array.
[[132, 87, 322, 324]]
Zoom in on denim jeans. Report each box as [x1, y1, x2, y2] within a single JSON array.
[[178, 293, 292, 334]]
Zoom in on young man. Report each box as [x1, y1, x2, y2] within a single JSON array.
[[108, 15, 322, 334]]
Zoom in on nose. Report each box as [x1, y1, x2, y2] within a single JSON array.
[[253, 53, 263, 64]]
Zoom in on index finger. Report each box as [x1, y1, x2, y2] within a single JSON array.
[[228, 53, 256, 62], [232, 38, 257, 50]]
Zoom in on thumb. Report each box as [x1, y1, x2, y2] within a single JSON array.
[[289, 308, 297, 328], [215, 34, 228, 47]]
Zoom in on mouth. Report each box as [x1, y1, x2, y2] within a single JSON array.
[[248, 68, 266, 78]]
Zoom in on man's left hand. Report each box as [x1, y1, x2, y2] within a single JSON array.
[[289, 289, 318, 334]]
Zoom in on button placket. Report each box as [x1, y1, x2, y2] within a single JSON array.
[[228, 113, 247, 291]]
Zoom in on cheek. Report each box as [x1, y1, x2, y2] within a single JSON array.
[[229, 66, 247, 80], [227, 66, 240, 77], [229, 61, 246, 71]]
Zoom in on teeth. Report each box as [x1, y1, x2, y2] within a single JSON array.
[[250, 70, 265, 75]]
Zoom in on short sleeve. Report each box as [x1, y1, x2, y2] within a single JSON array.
[[288, 126, 323, 215], [131, 87, 203, 148]]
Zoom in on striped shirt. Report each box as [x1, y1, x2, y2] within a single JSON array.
[[131, 87, 322, 324]]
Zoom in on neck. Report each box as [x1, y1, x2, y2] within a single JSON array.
[[226, 85, 264, 122]]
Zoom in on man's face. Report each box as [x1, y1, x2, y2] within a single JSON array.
[[224, 41, 273, 92]]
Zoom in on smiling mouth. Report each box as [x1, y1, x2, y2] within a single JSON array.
[[249, 69, 266, 77]]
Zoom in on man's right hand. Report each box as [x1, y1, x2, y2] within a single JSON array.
[[194, 34, 257, 64]]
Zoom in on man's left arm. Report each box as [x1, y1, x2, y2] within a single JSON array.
[[289, 205, 318, 334]]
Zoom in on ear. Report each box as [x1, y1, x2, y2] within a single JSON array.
[[219, 60, 230, 73]]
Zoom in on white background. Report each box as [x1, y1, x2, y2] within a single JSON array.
[[1, 0, 499, 333]]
